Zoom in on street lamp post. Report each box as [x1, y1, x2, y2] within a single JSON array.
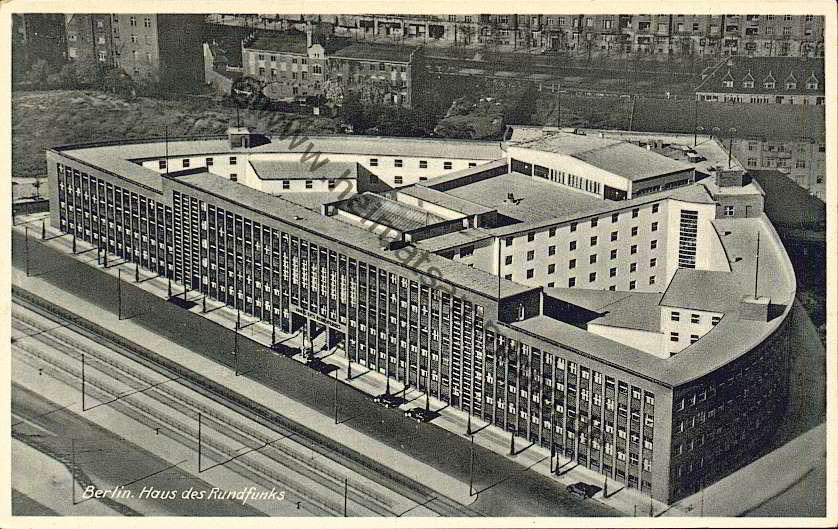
[[694, 126, 704, 147], [233, 320, 240, 376], [468, 434, 475, 496], [117, 269, 122, 320]]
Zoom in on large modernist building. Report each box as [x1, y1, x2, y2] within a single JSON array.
[[46, 127, 795, 504]]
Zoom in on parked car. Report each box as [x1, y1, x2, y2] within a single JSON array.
[[372, 393, 403, 408], [404, 407, 437, 423], [566, 482, 602, 499]]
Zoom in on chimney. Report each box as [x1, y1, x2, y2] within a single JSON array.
[[306, 22, 313, 48], [507, 192, 515, 201], [740, 295, 770, 321]]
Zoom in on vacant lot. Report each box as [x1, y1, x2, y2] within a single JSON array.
[[12, 90, 338, 178]]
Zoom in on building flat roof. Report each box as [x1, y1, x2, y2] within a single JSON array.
[[413, 228, 494, 253], [485, 176, 715, 238], [444, 171, 604, 225], [588, 292, 664, 332], [337, 192, 446, 232], [72, 135, 505, 161], [514, 133, 694, 181], [397, 185, 495, 217], [249, 159, 358, 180]]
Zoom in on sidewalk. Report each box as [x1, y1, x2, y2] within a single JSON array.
[[662, 423, 826, 517], [16, 213, 667, 516]]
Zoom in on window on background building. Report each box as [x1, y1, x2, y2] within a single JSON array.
[[548, 264, 556, 274], [130, 16, 137, 26], [144, 16, 151, 27], [528, 232, 535, 242], [610, 249, 618, 259], [282, 180, 290, 190], [671, 311, 680, 321], [649, 275, 656, 285], [548, 245, 556, 256], [526, 269, 534, 279], [394, 176, 403, 185], [670, 332, 679, 342], [569, 241, 577, 251], [569, 258, 576, 269], [419, 160, 427, 168], [527, 250, 535, 261], [394, 159, 403, 167], [568, 277, 576, 287], [590, 254, 597, 264], [724, 205, 735, 216], [369, 158, 378, 167], [570, 222, 577, 232], [444, 161, 453, 170], [591, 218, 598, 227], [590, 236, 598, 246]]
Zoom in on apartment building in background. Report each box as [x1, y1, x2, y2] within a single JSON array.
[[245, 14, 825, 58], [241, 29, 423, 107], [695, 57, 825, 105], [46, 128, 795, 504], [64, 13, 205, 89], [11, 13, 67, 66]]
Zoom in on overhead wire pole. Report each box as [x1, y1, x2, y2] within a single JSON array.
[[197, 412, 202, 472], [81, 354, 86, 411], [24, 226, 30, 276], [333, 369, 339, 424], [71, 438, 76, 505], [343, 478, 348, 517], [234, 320, 240, 376]]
